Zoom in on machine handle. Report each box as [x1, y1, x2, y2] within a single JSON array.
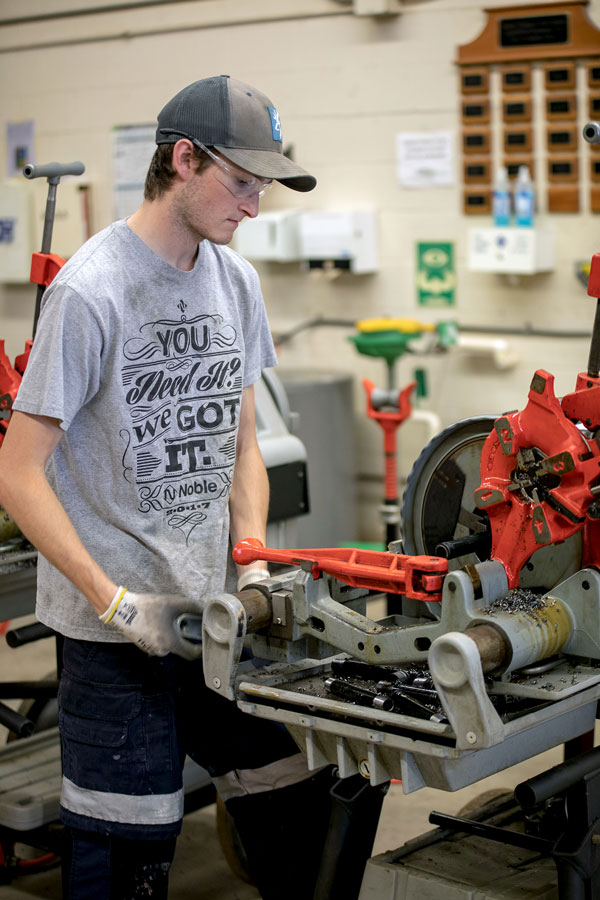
[[515, 744, 600, 808], [5, 622, 55, 648], [23, 161, 85, 180], [0, 700, 34, 738], [232, 538, 447, 601]]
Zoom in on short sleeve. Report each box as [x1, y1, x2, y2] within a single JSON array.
[[14, 283, 106, 430]]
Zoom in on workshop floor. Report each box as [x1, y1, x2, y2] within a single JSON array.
[[0, 616, 571, 899]]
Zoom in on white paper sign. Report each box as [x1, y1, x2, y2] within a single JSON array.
[[112, 124, 156, 219], [396, 131, 454, 188]]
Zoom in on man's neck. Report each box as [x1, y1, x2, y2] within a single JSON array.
[[127, 199, 200, 271]]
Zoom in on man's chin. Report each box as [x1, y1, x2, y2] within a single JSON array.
[[212, 224, 238, 245]]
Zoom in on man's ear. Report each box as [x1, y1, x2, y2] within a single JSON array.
[[172, 139, 198, 181]]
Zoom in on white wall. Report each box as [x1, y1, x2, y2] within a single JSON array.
[[1, 0, 598, 542]]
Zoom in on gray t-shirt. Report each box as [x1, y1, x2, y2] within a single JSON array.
[[15, 219, 277, 640]]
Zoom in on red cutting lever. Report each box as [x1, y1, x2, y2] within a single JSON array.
[[233, 538, 448, 601]]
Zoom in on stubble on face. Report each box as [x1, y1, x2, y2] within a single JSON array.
[[171, 167, 241, 247]]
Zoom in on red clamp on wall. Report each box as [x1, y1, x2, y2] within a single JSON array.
[[30, 252, 66, 288], [588, 253, 600, 299]]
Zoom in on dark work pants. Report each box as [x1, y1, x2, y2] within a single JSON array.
[[58, 638, 336, 899]]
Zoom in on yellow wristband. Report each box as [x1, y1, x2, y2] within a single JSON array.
[[103, 586, 127, 624]]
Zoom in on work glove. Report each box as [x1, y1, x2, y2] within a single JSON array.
[[237, 567, 270, 592], [99, 587, 204, 661]]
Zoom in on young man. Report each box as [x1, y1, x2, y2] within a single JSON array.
[[0, 75, 334, 899]]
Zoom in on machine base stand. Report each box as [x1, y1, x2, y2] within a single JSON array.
[[358, 794, 557, 900]]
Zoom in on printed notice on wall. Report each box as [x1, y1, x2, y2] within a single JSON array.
[[112, 124, 156, 219], [6, 120, 35, 177], [396, 131, 454, 188]]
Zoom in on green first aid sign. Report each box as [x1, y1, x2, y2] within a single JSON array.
[[416, 242, 455, 306]]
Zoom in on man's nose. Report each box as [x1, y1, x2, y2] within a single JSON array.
[[238, 193, 260, 219]]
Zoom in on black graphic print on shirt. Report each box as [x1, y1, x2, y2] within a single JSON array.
[[120, 304, 243, 542]]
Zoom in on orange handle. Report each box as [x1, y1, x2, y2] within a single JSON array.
[[233, 539, 447, 601]]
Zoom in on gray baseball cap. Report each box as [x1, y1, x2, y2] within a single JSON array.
[[156, 75, 316, 192]]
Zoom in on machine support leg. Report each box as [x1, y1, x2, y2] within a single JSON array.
[[564, 730, 595, 761], [427, 750, 600, 900], [517, 747, 600, 900], [313, 775, 388, 900], [587, 297, 600, 378]]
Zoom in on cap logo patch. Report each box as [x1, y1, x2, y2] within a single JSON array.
[[268, 106, 282, 143]]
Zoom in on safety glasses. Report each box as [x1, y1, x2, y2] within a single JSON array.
[[159, 129, 273, 199], [198, 142, 273, 199]]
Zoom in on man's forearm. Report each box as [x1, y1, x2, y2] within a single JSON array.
[[229, 386, 270, 584], [2, 471, 116, 614], [229, 446, 269, 546], [229, 450, 270, 587], [0, 412, 117, 614]]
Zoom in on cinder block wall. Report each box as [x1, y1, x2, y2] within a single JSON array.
[[1, 0, 598, 542]]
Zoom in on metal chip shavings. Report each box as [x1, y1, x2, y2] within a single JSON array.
[[484, 588, 546, 616]]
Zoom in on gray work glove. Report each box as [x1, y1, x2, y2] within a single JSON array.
[[99, 587, 204, 661]]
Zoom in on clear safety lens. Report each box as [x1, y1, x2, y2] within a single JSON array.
[[197, 142, 272, 199]]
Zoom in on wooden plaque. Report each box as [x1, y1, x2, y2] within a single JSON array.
[[589, 95, 600, 119], [504, 156, 535, 179], [461, 68, 490, 94], [463, 128, 491, 154], [503, 96, 532, 122], [588, 61, 600, 88], [500, 65, 532, 91], [457, 3, 600, 65], [463, 158, 492, 183], [547, 184, 580, 212], [462, 98, 491, 123], [544, 60, 577, 90], [546, 94, 577, 119], [463, 188, 492, 214], [547, 155, 579, 181], [546, 124, 578, 151], [504, 126, 533, 153]]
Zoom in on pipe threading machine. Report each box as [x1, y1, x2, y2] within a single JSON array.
[[178, 251, 600, 804]]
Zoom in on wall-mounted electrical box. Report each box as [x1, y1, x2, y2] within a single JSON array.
[[0, 180, 35, 283], [235, 209, 378, 274], [353, 0, 402, 15], [0, 178, 89, 283], [467, 227, 554, 274]]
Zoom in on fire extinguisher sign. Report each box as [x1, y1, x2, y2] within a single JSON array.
[[416, 241, 456, 307]]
